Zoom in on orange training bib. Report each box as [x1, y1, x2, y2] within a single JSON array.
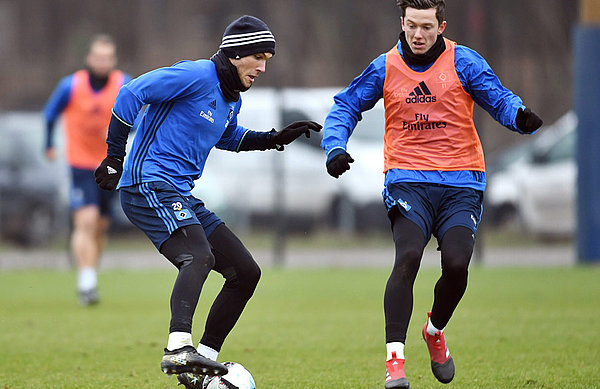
[[63, 69, 124, 169], [382, 38, 485, 172]]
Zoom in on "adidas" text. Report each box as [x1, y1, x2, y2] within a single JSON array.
[[405, 95, 437, 104]]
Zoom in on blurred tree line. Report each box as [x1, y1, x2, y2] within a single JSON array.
[[0, 0, 575, 151]]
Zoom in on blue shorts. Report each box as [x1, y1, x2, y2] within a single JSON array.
[[70, 167, 115, 216], [119, 181, 223, 250], [383, 182, 483, 241]]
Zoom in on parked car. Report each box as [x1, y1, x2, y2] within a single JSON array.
[[485, 111, 576, 237]]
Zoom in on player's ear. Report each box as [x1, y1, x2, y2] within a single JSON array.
[[438, 20, 447, 35]]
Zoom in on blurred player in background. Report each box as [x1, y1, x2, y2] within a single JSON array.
[[93, 15, 321, 387], [44, 34, 131, 306], [321, 0, 542, 387]]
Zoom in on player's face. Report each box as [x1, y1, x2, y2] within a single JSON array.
[[230, 52, 273, 89], [86, 42, 117, 78], [401, 7, 446, 55]]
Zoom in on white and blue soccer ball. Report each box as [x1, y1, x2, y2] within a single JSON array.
[[203, 362, 255, 389]]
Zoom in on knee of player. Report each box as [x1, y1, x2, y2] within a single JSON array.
[[243, 261, 261, 289], [197, 251, 216, 270], [441, 245, 472, 274], [226, 259, 261, 292], [394, 247, 422, 270], [389, 250, 422, 285], [443, 261, 469, 276], [73, 218, 100, 234], [176, 250, 215, 271], [441, 252, 470, 277]]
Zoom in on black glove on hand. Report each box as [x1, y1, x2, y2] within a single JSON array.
[[326, 151, 354, 178], [270, 120, 322, 151], [94, 156, 123, 191], [515, 107, 543, 134]]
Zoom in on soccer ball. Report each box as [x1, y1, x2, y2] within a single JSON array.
[[203, 362, 255, 389]]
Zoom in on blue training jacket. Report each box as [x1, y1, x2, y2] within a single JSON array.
[[321, 40, 526, 192], [109, 59, 252, 195]]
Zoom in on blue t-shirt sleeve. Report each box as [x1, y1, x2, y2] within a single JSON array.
[[455, 45, 524, 132], [44, 75, 72, 122], [321, 53, 386, 156], [43, 75, 73, 149], [113, 61, 211, 125]]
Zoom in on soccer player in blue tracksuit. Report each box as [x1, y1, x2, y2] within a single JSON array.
[[321, 1, 542, 387], [93, 15, 321, 386]]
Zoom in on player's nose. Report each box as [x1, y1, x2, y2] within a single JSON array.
[[257, 60, 266, 73]]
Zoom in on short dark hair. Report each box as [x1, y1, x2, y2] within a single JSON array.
[[89, 34, 116, 50], [397, 0, 446, 25]]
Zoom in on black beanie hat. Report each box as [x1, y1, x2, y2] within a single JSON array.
[[220, 15, 276, 59]]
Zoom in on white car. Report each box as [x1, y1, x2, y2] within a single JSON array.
[[485, 111, 576, 237], [191, 87, 388, 232]]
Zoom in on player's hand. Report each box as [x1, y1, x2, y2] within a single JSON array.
[[94, 156, 123, 191], [45, 147, 56, 161], [515, 107, 543, 134], [270, 120, 322, 151], [326, 150, 354, 178]]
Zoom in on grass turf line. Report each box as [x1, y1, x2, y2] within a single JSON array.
[[0, 266, 598, 388]]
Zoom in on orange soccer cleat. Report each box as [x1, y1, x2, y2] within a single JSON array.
[[422, 312, 455, 384]]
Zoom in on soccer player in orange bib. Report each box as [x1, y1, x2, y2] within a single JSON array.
[[321, 1, 542, 387], [44, 35, 130, 305]]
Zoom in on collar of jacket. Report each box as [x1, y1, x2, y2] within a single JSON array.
[[399, 31, 445, 67], [210, 50, 248, 102]]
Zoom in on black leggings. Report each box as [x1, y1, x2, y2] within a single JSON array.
[[384, 212, 474, 343], [159, 223, 261, 351]]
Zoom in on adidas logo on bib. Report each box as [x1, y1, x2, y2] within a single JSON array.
[[405, 81, 437, 104]]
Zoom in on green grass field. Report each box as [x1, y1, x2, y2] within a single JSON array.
[[1, 265, 598, 388]]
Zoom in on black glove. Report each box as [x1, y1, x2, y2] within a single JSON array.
[[94, 156, 123, 191], [326, 151, 354, 178], [270, 120, 322, 151], [515, 107, 543, 134]]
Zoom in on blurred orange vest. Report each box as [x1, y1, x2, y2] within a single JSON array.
[[63, 69, 124, 169], [383, 38, 485, 172]]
